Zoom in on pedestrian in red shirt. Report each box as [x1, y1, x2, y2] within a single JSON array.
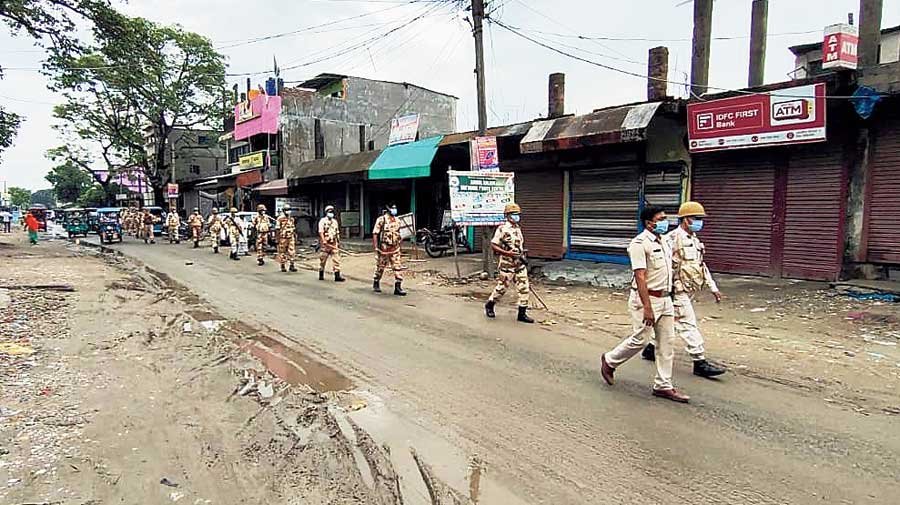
[[24, 212, 39, 245]]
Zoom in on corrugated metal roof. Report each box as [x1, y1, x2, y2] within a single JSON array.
[[439, 122, 534, 146], [520, 102, 661, 154], [254, 178, 288, 196], [286, 150, 382, 183]]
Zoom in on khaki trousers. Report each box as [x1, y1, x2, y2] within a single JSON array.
[[604, 291, 676, 391], [673, 292, 706, 361]]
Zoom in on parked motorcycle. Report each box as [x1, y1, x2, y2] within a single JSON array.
[[417, 224, 470, 258]]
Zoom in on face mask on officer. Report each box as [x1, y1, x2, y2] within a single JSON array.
[[649, 216, 669, 235], [688, 218, 703, 232], [509, 213, 521, 223], [326, 211, 335, 219], [389, 207, 398, 216]]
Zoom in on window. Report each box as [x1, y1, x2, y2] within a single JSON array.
[[314, 119, 325, 160], [358, 125, 366, 153], [228, 144, 251, 164], [197, 135, 210, 146], [190, 164, 201, 175]]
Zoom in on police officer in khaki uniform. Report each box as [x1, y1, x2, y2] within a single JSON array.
[[372, 203, 406, 296], [276, 204, 298, 273], [188, 208, 204, 248], [641, 201, 726, 378], [207, 208, 224, 254], [484, 203, 534, 323], [251, 204, 272, 266], [600, 205, 690, 403], [318, 205, 345, 282]]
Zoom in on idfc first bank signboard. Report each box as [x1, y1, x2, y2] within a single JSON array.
[[687, 83, 826, 153]]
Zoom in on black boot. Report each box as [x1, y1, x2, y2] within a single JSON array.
[[213, 246, 219, 254], [642, 343, 656, 361], [289, 263, 297, 272], [393, 281, 406, 296], [517, 306, 534, 323], [373, 279, 382, 293], [193, 241, 199, 248], [258, 257, 265, 266], [484, 300, 496, 318], [281, 264, 287, 272], [334, 272, 345, 282], [693, 360, 726, 378], [319, 270, 325, 281]]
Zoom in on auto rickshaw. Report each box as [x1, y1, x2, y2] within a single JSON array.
[[27, 205, 48, 232], [61, 208, 90, 238], [145, 206, 165, 235], [86, 208, 99, 233], [96, 207, 123, 244]]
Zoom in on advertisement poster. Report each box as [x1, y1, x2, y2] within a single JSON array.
[[448, 170, 515, 226], [388, 114, 420, 146], [166, 183, 179, 198], [687, 83, 826, 152], [470, 136, 500, 171]]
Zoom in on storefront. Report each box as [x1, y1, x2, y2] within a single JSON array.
[[863, 106, 900, 265]]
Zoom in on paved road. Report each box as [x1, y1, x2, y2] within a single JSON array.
[[95, 237, 900, 504]]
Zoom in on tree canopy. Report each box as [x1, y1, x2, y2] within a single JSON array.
[[45, 159, 94, 203], [8, 186, 32, 208]]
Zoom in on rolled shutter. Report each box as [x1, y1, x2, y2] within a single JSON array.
[[867, 114, 900, 264], [569, 164, 641, 256], [515, 170, 564, 259]]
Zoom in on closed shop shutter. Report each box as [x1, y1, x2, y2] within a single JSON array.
[[569, 164, 641, 257], [782, 144, 845, 280], [643, 166, 684, 219], [692, 153, 776, 276], [867, 114, 900, 264], [515, 170, 564, 259]]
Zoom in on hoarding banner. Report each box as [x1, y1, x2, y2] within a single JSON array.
[[470, 136, 500, 171], [687, 83, 827, 152], [239, 152, 265, 169], [823, 23, 859, 70], [388, 114, 420, 146], [166, 183, 179, 198], [234, 95, 282, 141], [448, 170, 515, 226]]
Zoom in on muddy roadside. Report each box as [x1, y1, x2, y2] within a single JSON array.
[[1, 236, 481, 505], [296, 249, 900, 418]]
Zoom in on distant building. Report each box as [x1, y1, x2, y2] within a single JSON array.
[[142, 125, 227, 212], [789, 25, 900, 79]]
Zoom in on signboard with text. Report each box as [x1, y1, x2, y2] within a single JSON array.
[[470, 136, 500, 171], [239, 152, 265, 169], [166, 183, 179, 198], [687, 83, 827, 152], [448, 170, 515, 226], [823, 23, 859, 70], [388, 114, 420, 146]]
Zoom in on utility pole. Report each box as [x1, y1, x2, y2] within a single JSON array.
[[748, 0, 768, 87], [858, 0, 884, 68], [472, 0, 494, 274], [690, 0, 714, 97]]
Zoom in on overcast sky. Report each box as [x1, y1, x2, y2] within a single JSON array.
[[1, 0, 897, 191]]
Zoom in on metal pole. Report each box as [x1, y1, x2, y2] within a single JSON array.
[[748, 0, 769, 87], [472, 0, 495, 275], [690, 0, 714, 96]]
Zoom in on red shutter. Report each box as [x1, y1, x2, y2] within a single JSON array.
[[867, 115, 900, 264], [515, 170, 565, 259], [691, 153, 776, 276], [782, 144, 846, 281]]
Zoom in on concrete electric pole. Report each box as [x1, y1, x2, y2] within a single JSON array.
[[690, 0, 714, 97], [472, 0, 495, 275], [748, 0, 768, 87]]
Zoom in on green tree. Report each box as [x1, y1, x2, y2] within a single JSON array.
[[76, 184, 106, 207], [0, 97, 22, 159], [45, 160, 94, 203], [46, 10, 226, 201], [8, 187, 32, 208], [30, 188, 56, 207]]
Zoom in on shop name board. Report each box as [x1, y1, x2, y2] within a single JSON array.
[[687, 83, 826, 152], [448, 170, 515, 226], [239, 152, 265, 169], [823, 23, 858, 70], [166, 183, 179, 198], [388, 114, 420, 146]]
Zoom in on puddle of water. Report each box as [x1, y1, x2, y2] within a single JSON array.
[[242, 334, 352, 393]]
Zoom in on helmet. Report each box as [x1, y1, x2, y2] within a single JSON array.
[[230, 207, 238, 213], [324, 205, 335, 212], [193, 207, 199, 212], [504, 203, 521, 214], [282, 204, 291, 212], [257, 204, 266, 212], [677, 201, 707, 218], [211, 208, 218, 214]]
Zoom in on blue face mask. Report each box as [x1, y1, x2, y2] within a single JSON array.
[[509, 213, 521, 223], [326, 212, 334, 219], [389, 208, 398, 216], [689, 219, 704, 232], [652, 219, 670, 235]]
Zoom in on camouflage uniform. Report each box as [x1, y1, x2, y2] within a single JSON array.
[[165, 212, 181, 244], [373, 214, 403, 281], [276, 214, 297, 269], [488, 221, 529, 307], [224, 212, 244, 259], [207, 213, 224, 253], [141, 211, 156, 244], [251, 211, 271, 262], [667, 226, 719, 362], [188, 212, 204, 245], [318, 216, 342, 273]]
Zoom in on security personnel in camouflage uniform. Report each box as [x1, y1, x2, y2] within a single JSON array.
[[372, 203, 405, 295], [484, 203, 534, 323], [275, 204, 298, 273], [251, 204, 272, 266], [141, 208, 157, 244], [641, 201, 726, 378], [188, 208, 203, 248], [165, 208, 181, 244], [318, 205, 345, 282], [224, 207, 243, 260], [207, 208, 223, 254]]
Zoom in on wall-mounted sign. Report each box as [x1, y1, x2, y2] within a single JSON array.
[[339, 210, 360, 228], [448, 170, 515, 226], [470, 136, 500, 172], [823, 23, 859, 70], [239, 152, 265, 169], [115, 193, 128, 201], [388, 113, 420, 146], [166, 183, 179, 198], [687, 83, 826, 152]]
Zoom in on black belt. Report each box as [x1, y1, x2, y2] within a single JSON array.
[[641, 289, 671, 298]]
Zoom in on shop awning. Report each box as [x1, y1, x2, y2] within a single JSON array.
[[254, 178, 288, 196], [520, 102, 661, 154], [367, 135, 443, 180], [287, 150, 381, 185]]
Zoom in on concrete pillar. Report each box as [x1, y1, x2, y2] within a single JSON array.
[[548, 73, 565, 119], [691, 0, 714, 96], [858, 0, 884, 68], [359, 182, 365, 238], [748, 0, 768, 87], [647, 46, 669, 101]]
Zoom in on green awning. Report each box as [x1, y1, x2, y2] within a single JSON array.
[[367, 135, 443, 180]]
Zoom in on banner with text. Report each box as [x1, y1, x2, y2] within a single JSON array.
[[448, 170, 515, 226], [388, 113, 420, 146], [470, 136, 500, 171], [687, 83, 827, 152]]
